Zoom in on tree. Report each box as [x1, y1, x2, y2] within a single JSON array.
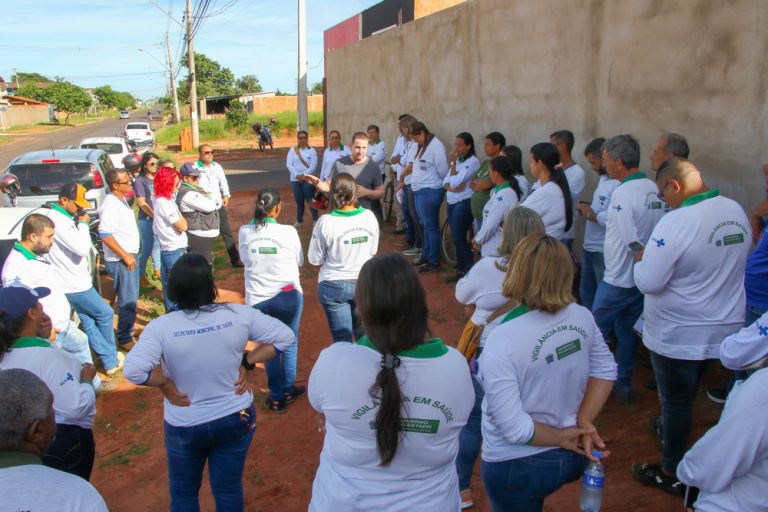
[[93, 86, 135, 110], [309, 81, 324, 95], [15, 84, 48, 101], [274, 89, 292, 96], [177, 52, 236, 101], [46, 82, 92, 124], [10, 72, 50, 84], [236, 74, 262, 94], [224, 101, 249, 133]]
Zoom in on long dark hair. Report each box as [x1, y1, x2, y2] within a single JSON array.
[[456, 132, 476, 157], [490, 156, 523, 200], [252, 188, 281, 227], [530, 142, 573, 232], [139, 152, 160, 177], [411, 121, 434, 159], [167, 253, 218, 310], [0, 314, 26, 362], [501, 145, 524, 177], [356, 253, 429, 466], [330, 172, 358, 210]]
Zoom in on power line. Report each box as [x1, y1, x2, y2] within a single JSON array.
[[0, 43, 163, 51], [56, 71, 167, 79]]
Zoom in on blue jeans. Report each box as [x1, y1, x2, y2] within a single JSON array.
[[164, 405, 256, 512], [317, 280, 361, 343], [105, 256, 139, 345], [414, 187, 445, 265], [448, 199, 474, 274], [592, 281, 644, 393], [290, 180, 318, 223], [55, 320, 100, 387], [161, 248, 187, 311], [745, 305, 766, 326], [482, 449, 586, 512], [651, 352, 709, 472], [65, 287, 119, 370], [403, 185, 422, 248], [138, 217, 161, 278], [252, 290, 303, 402], [456, 347, 483, 490], [579, 250, 605, 311], [43, 425, 95, 481]]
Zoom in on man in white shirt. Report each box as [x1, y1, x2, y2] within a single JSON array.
[[631, 158, 751, 496], [550, 130, 586, 248], [0, 369, 108, 512], [99, 169, 141, 350], [44, 184, 122, 375], [388, 116, 409, 234], [591, 134, 664, 404], [194, 144, 242, 267], [366, 124, 388, 177], [649, 133, 690, 178]]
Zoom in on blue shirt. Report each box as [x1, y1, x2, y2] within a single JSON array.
[[745, 224, 768, 309]]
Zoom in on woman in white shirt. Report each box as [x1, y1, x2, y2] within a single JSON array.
[[472, 156, 523, 258], [521, 142, 573, 241], [454, 206, 545, 509], [478, 234, 616, 511], [408, 121, 449, 274], [319, 130, 350, 181], [502, 145, 531, 201], [309, 172, 379, 343], [308, 252, 474, 511], [177, 163, 220, 264], [286, 130, 319, 227], [124, 253, 294, 512], [443, 132, 480, 282], [152, 167, 188, 311], [238, 188, 305, 414]]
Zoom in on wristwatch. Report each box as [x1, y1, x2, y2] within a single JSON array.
[[241, 353, 255, 371]]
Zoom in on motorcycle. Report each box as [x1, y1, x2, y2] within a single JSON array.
[[252, 122, 274, 152]]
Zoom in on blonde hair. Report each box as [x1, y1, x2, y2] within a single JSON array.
[[502, 234, 574, 313], [495, 207, 546, 271]]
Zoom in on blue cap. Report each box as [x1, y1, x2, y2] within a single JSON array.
[[591, 450, 602, 459], [180, 162, 201, 177], [0, 283, 51, 321]]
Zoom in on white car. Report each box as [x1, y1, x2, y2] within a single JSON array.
[[79, 136, 133, 169], [122, 122, 154, 143], [119, 110, 130, 119]]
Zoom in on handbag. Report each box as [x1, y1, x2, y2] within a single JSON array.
[[456, 299, 517, 364]]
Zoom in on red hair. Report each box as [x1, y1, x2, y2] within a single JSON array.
[[154, 167, 179, 199]]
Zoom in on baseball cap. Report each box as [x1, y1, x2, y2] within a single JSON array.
[[0, 283, 51, 321], [60, 183, 91, 210], [180, 162, 201, 177]]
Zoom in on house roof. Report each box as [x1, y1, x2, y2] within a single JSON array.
[[2, 95, 49, 106]]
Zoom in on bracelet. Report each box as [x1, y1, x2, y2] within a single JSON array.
[[241, 353, 255, 371]]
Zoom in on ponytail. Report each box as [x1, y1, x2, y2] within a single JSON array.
[[490, 156, 523, 201], [371, 354, 404, 466], [330, 172, 358, 210], [530, 142, 573, 232], [252, 188, 281, 227]]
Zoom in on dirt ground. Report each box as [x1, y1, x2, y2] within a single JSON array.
[[90, 158, 728, 512]]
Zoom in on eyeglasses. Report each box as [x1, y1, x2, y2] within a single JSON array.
[[202, 151, 214, 155], [188, 176, 200, 181], [298, 136, 308, 140], [657, 180, 671, 201], [116, 180, 131, 186], [147, 162, 158, 167]]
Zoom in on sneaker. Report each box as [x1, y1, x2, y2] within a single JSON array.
[[283, 385, 306, 404], [153, 269, 161, 280], [97, 377, 120, 393], [460, 489, 473, 509], [412, 257, 428, 268], [263, 398, 287, 414], [631, 462, 685, 496], [445, 273, 466, 284], [612, 386, 635, 405], [706, 388, 727, 404], [105, 361, 123, 377], [293, 222, 303, 228], [402, 247, 421, 256], [419, 263, 439, 274]]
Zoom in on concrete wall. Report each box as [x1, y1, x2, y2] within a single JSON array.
[[246, 95, 324, 116], [4, 104, 50, 126], [326, 0, 768, 213]]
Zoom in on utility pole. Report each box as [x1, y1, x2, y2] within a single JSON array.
[[166, 33, 181, 123], [186, 0, 200, 146], [297, 0, 308, 132]]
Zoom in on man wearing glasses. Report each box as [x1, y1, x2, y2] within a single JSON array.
[[194, 145, 242, 267], [177, 163, 220, 263], [99, 169, 141, 351]]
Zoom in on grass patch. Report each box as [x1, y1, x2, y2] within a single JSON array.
[[142, 296, 165, 321], [126, 442, 151, 455], [429, 310, 446, 323], [4, 122, 64, 133], [133, 400, 148, 411], [98, 442, 151, 468]]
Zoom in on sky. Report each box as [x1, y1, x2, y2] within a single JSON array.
[[0, 0, 380, 100]]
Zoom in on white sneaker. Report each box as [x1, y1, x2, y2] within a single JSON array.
[[293, 222, 303, 228], [460, 489, 473, 509]]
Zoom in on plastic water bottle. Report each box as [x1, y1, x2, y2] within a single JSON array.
[[579, 450, 604, 512]]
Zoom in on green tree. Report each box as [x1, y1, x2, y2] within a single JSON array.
[[93, 85, 117, 108], [15, 84, 48, 101], [113, 91, 136, 110], [309, 81, 324, 95], [236, 74, 262, 94], [224, 101, 249, 133], [177, 53, 236, 101], [46, 82, 92, 124], [274, 89, 292, 96], [10, 72, 50, 84]]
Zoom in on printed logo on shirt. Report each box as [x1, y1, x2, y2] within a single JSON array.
[[555, 339, 581, 360], [652, 237, 665, 248], [721, 233, 745, 246], [648, 201, 663, 210], [757, 321, 768, 337], [352, 395, 455, 423], [613, 204, 623, 212], [400, 417, 440, 434], [532, 324, 588, 362], [708, 220, 749, 245], [257, 247, 278, 254], [349, 236, 369, 245], [59, 372, 74, 386]]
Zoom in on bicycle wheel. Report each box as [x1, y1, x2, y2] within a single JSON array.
[[383, 182, 395, 223], [441, 218, 457, 265]]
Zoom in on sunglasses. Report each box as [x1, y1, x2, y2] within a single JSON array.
[[116, 180, 131, 185], [202, 151, 214, 155], [147, 162, 158, 167]]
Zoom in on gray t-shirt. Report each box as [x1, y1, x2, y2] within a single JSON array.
[[331, 156, 383, 213]]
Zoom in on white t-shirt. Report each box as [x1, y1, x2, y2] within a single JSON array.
[[153, 197, 188, 251], [194, 160, 230, 203], [634, 192, 750, 360], [98, 193, 140, 261], [478, 303, 617, 462], [320, 145, 351, 181], [582, 175, 620, 252], [367, 140, 388, 173], [286, 146, 319, 181], [561, 163, 586, 241], [455, 256, 508, 346], [390, 134, 406, 178], [475, 184, 519, 257], [239, 219, 304, 305], [602, 173, 665, 288], [720, 310, 768, 370], [403, 140, 418, 186], [308, 339, 474, 512], [521, 181, 567, 240], [178, 186, 220, 237], [411, 137, 449, 191], [516, 175, 531, 201], [677, 368, 768, 512], [43, 204, 93, 293], [0, 338, 96, 429], [443, 155, 480, 204], [124, 304, 294, 427], [0, 458, 108, 512], [2, 245, 72, 331], [308, 207, 379, 282]]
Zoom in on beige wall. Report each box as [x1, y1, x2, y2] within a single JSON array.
[[326, 0, 768, 213], [3, 104, 50, 127], [414, 0, 465, 19], [246, 95, 324, 116]]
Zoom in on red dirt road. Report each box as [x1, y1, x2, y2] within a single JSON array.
[[91, 185, 725, 512]]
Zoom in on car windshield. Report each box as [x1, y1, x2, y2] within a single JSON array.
[[81, 143, 123, 154], [7, 162, 94, 195], [126, 124, 148, 130]]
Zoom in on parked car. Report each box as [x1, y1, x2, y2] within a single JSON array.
[[79, 136, 134, 169], [122, 122, 154, 143], [119, 110, 130, 119]]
